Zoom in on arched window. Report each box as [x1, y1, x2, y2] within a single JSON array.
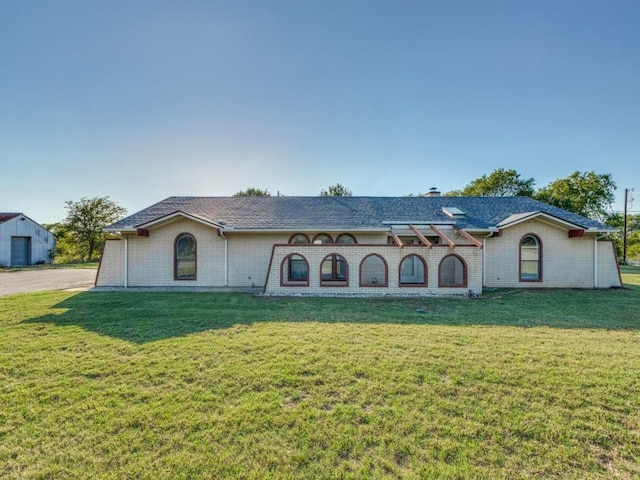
[[281, 254, 309, 286], [439, 254, 467, 287], [336, 233, 357, 245], [175, 233, 196, 280], [289, 233, 310, 244], [313, 233, 333, 244], [360, 254, 388, 287], [320, 254, 348, 286], [520, 234, 542, 281], [399, 254, 427, 286]]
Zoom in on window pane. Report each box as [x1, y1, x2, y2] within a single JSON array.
[[288, 256, 308, 281], [361, 255, 386, 286], [321, 258, 333, 280], [336, 258, 347, 280], [321, 254, 348, 283], [176, 235, 196, 279], [440, 256, 463, 286], [520, 236, 540, 281], [290, 234, 310, 244], [521, 260, 539, 279], [313, 234, 333, 244], [400, 256, 424, 284], [336, 234, 356, 244], [177, 236, 195, 257]]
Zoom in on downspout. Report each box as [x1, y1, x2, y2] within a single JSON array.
[[124, 236, 129, 288], [593, 235, 598, 289], [482, 235, 487, 287], [220, 229, 228, 287]]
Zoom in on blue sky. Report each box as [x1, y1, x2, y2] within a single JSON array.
[[2, 0, 639, 224]]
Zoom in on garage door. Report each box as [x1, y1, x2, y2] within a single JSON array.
[[11, 237, 31, 266]]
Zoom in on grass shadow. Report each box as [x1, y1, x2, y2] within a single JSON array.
[[22, 284, 640, 343]]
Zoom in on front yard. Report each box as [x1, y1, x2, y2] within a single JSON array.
[[1, 272, 639, 478]]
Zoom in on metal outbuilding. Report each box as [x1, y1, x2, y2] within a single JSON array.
[[0, 213, 56, 267]]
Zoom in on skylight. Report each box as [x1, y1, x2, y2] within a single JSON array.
[[442, 207, 466, 218]]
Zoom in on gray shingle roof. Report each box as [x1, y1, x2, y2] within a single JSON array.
[[107, 196, 614, 232]]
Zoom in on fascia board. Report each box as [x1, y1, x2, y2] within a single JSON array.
[[498, 212, 587, 230], [136, 211, 223, 230]]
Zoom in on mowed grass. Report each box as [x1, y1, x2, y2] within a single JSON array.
[[1, 275, 639, 479]]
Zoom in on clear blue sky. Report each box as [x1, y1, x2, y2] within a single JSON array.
[[2, 0, 639, 224]]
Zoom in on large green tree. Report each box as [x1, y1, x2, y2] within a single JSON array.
[[534, 171, 616, 222], [233, 187, 271, 197], [446, 168, 535, 197], [64, 196, 127, 262], [319, 183, 353, 197], [42, 222, 81, 264], [614, 212, 640, 262]]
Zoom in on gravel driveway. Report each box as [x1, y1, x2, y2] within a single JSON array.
[[0, 268, 97, 296]]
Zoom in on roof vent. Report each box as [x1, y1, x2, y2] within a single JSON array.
[[442, 207, 466, 218], [426, 187, 441, 197]]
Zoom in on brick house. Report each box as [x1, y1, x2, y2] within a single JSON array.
[[95, 195, 622, 294]]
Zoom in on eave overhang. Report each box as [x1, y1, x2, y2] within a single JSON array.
[[498, 211, 586, 230], [135, 211, 224, 231], [497, 211, 616, 234]]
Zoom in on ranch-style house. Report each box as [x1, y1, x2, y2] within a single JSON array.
[[95, 194, 622, 295]]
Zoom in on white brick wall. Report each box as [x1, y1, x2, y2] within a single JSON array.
[[96, 219, 225, 287], [95, 239, 124, 286], [597, 240, 622, 288], [484, 219, 621, 289]]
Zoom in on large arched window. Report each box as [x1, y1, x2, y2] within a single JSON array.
[[360, 254, 388, 287], [320, 254, 348, 286], [399, 254, 427, 286], [439, 254, 467, 287], [175, 233, 196, 280], [281, 254, 309, 286], [520, 234, 542, 281]]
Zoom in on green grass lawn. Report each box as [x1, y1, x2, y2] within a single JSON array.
[[1, 277, 639, 478], [621, 264, 640, 286]]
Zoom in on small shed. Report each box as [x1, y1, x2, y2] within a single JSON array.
[[0, 213, 56, 267]]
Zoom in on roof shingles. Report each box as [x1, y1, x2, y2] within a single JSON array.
[[107, 196, 614, 232]]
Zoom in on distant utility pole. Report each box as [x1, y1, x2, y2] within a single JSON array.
[[623, 188, 634, 264]]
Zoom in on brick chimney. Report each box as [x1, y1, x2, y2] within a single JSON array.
[[425, 187, 441, 197]]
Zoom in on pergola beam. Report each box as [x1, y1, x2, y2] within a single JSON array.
[[388, 230, 404, 247], [454, 227, 483, 248], [409, 224, 433, 248], [430, 224, 455, 248]]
